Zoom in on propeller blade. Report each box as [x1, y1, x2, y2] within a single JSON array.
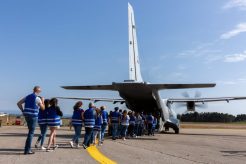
[[195, 91, 202, 98], [195, 103, 208, 109], [174, 103, 187, 108], [182, 91, 190, 98]]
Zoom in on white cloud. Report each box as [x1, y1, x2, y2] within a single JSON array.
[[178, 40, 220, 58], [220, 23, 246, 39], [224, 50, 246, 62], [217, 77, 246, 85], [223, 0, 246, 10], [217, 81, 237, 85]]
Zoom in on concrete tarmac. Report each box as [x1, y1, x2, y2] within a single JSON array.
[[0, 126, 246, 164]]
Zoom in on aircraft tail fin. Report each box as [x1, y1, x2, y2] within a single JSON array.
[[128, 3, 143, 82]]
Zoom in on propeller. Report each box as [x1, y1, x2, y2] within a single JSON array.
[[175, 91, 208, 113]]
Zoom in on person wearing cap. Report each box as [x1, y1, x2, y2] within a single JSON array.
[[110, 107, 120, 140], [17, 86, 45, 155]]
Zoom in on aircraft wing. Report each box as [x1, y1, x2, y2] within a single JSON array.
[[167, 97, 246, 103], [149, 83, 216, 90], [61, 85, 117, 91], [57, 97, 125, 104]]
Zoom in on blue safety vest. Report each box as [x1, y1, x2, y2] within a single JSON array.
[[129, 115, 136, 125], [111, 111, 120, 123], [38, 108, 47, 125], [84, 108, 96, 128], [72, 109, 83, 126], [147, 115, 154, 124], [101, 110, 108, 124], [94, 115, 103, 131], [46, 106, 61, 127], [153, 118, 157, 128], [23, 93, 39, 117]]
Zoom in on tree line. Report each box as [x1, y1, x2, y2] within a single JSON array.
[[177, 112, 246, 123]]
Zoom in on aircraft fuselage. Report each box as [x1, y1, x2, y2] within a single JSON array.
[[113, 82, 160, 115]]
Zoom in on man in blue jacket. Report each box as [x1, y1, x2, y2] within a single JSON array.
[[17, 86, 45, 155]]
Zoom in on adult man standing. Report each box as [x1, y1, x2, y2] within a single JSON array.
[[110, 107, 120, 140], [17, 86, 45, 155], [82, 102, 96, 149]]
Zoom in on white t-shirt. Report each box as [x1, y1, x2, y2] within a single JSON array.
[[35, 97, 42, 107]]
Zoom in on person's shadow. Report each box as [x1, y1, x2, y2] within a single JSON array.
[[0, 148, 23, 155], [221, 151, 246, 157]]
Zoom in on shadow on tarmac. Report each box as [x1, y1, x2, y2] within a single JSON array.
[[221, 151, 246, 157], [0, 148, 23, 155], [0, 133, 77, 139], [178, 133, 246, 138]]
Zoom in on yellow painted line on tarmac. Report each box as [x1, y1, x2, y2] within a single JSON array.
[[86, 145, 117, 164]]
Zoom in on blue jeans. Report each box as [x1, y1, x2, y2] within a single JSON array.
[[101, 123, 107, 141], [24, 116, 37, 153], [120, 125, 128, 137], [93, 130, 102, 144], [83, 127, 93, 147], [135, 124, 142, 136], [117, 124, 122, 137], [111, 123, 118, 139], [72, 125, 82, 144], [37, 124, 48, 146]]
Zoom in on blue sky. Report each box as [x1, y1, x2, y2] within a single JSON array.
[[0, 0, 246, 115]]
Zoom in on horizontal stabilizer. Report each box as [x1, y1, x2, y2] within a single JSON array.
[[57, 97, 125, 104], [61, 85, 116, 91], [149, 83, 216, 90], [168, 96, 246, 103]]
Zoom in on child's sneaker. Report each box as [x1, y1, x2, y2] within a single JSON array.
[[40, 146, 46, 150], [46, 148, 53, 152], [53, 145, 59, 150]]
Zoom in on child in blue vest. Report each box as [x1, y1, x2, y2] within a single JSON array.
[[70, 101, 84, 148], [46, 98, 63, 152], [93, 108, 103, 146], [35, 99, 50, 150]]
